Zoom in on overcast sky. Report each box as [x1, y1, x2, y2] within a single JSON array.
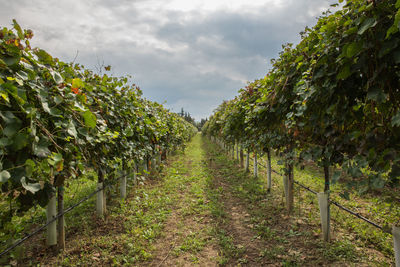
[[1, 0, 338, 120]]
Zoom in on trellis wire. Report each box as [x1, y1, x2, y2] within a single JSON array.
[[0, 173, 130, 258], [250, 156, 390, 234]]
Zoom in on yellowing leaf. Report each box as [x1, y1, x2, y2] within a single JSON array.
[[72, 78, 84, 89], [82, 110, 96, 128]]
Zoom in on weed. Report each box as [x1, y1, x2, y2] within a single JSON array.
[[320, 239, 358, 262]]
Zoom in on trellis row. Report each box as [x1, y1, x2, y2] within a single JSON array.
[[212, 138, 399, 266], [41, 147, 175, 251]]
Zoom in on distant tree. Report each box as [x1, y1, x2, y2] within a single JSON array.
[[198, 118, 208, 130], [178, 108, 197, 128]]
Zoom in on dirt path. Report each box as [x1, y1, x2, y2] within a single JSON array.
[[147, 137, 219, 266], [206, 148, 280, 266], [147, 134, 277, 266], [212, 179, 269, 266]]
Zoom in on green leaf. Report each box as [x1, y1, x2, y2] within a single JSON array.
[[40, 160, 51, 173], [3, 124, 20, 137], [12, 19, 24, 39], [34, 49, 53, 65], [50, 70, 64, 84], [0, 137, 13, 147], [2, 82, 25, 104], [358, 18, 377, 35], [337, 65, 351, 80], [16, 70, 28, 81], [391, 111, 400, 127], [0, 111, 21, 125], [349, 166, 362, 177], [123, 127, 134, 137], [73, 102, 86, 112], [331, 171, 341, 184], [33, 142, 51, 158], [54, 95, 63, 105], [12, 132, 29, 151], [21, 177, 41, 193], [389, 164, 400, 180], [378, 38, 399, 58], [49, 107, 62, 117], [67, 120, 78, 138], [3, 55, 20, 66], [367, 87, 388, 103], [386, 8, 400, 38], [0, 170, 11, 183], [0, 58, 7, 69], [42, 102, 51, 113], [339, 191, 350, 200], [394, 51, 400, 64], [53, 153, 63, 163], [346, 42, 363, 58], [371, 176, 385, 189], [82, 110, 96, 128], [25, 159, 36, 177]]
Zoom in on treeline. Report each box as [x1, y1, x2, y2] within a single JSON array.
[[177, 107, 208, 130]]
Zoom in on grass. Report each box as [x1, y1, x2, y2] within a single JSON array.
[[206, 138, 392, 265], [249, 150, 398, 260], [0, 170, 99, 264], [1, 134, 396, 266], [12, 134, 219, 266]]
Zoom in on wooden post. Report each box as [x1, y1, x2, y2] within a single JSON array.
[[134, 163, 138, 185], [46, 193, 57, 246], [254, 152, 258, 178], [120, 172, 127, 199], [236, 141, 239, 161], [240, 147, 244, 168], [319, 165, 331, 241], [245, 149, 250, 172], [57, 186, 65, 250], [283, 173, 288, 205], [318, 192, 330, 241], [97, 170, 104, 216], [288, 163, 294, 212], [103, 178, 107, 214], [267, 149, 272, 191], [144, 160, 148, 176], [284, 161, 294, 212], [153, 156, 157, 169], [96, 183, 104, 216], [393, 225, 400, 267]]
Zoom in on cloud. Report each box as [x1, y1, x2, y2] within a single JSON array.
[[0, 0, 338, 120]]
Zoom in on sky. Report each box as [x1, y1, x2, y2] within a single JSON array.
[[0, 0, 339, 120]]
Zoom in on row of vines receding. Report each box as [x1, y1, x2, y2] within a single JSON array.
[[0, 20, 198, 245], [203, 0, 400, 195]]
